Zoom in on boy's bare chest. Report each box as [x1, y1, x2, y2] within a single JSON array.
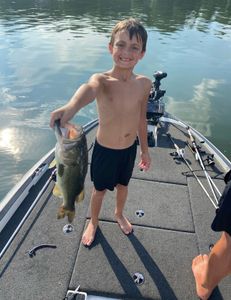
[[103, 80, 141, 103]]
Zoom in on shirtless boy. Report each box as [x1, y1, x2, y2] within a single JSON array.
[[50, 18, 151, 246]]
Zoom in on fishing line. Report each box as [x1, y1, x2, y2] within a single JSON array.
[[167, 133, 218, 209]]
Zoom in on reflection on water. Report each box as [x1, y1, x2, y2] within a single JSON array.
[[0, 0, 231, 200], [166, 78, 225, 136], [0, 128, 21, 158]]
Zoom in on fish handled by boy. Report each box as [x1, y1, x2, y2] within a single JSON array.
[[53, 120, 88, 222], [50, 18, 151, 246]]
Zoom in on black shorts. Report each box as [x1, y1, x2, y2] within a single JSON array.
[[211, 172, 231, 236], [90, 139, 137, 191]]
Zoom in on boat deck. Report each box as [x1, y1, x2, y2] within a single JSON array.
[[0, 121, 230, 299]]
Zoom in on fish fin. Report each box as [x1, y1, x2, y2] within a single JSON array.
[[57, 206, 65, 219], [49, 159, 56, 168], [67, 211, 75, 223], [57, 206, 75, 223], [58, 164, 65, 177], [53, 184, 62, 197], [76, 189, 84, 203]]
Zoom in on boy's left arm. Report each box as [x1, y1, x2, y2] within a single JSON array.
[[137, 78, 152, 171]]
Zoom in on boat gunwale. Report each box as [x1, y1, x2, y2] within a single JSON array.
[[0, 118, 99, 233]]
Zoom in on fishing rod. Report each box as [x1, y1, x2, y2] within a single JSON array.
[[187, 127, 221, 203], [167, 133, 218, 209]]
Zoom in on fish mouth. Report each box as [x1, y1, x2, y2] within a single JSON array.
[[54, 120, 84, 151], [54, 119, 62, 137], [54, 119, 64, 144]]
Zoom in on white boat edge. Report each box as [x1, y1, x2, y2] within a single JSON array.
[[0, 118, 99, 234]]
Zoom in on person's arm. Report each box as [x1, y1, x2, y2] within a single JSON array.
[[50, 73, 101, 127], [137, 77, 152, 171]]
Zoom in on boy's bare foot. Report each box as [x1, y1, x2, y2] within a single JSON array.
[[115, 214, 133, 235], [82, 220, 98, 246], [192, 254, 213, 300]]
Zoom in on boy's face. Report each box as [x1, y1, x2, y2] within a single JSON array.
[[109, 30, 145, 69]]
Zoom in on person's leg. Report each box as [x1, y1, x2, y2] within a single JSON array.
[[192, 232, 231, 300], [115, 184, 133, 235], [82, 187, 106, 246]]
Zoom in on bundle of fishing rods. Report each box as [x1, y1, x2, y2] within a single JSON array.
[[168, 128, 221, 209], [147, 70, 222, 209]]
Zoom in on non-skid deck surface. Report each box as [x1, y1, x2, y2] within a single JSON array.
[[0, 123, 230, 299], [71, 222, 197, 299]]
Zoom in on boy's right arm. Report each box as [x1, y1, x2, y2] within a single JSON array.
[[50, 74, 101, 127]]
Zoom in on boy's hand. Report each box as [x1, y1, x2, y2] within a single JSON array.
[[50, 106, 70, 128], [138, 152, 151, 171]]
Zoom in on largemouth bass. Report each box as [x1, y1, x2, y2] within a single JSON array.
[[53, 120, 88, 222]]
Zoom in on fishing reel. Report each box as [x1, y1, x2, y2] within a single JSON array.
[[205, 154, 215, 166], [186, 140, 215, 166], [147, 71, 167, 125], [170, 148, 185, 159]]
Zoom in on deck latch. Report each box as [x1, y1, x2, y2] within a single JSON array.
[[64, 285, 87, 300]]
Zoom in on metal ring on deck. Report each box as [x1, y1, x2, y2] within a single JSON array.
[[63, 224, 74, 234], [135, 209, 144, 218], [133, 272, 145, 285]]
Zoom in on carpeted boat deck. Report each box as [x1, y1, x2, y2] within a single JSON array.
[[0, 123, 230, 300]]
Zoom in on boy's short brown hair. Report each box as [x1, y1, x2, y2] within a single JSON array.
[[110, 18, 148, 52]]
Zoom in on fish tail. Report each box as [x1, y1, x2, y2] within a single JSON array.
[[53, 184, 62, 198], [76, 189, 84, 203], [57, 205, 75, 223]]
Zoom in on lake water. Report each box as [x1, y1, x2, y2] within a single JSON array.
[[0, 0, 231, 201]]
